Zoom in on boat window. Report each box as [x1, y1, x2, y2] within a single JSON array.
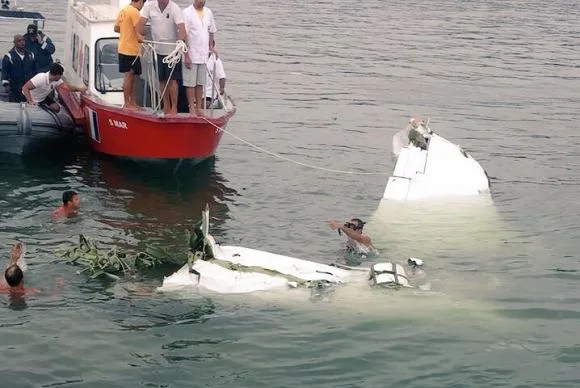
[[94, 38, 123, 93], [83, 44, 89, 86], [71, 33, 79, 72]]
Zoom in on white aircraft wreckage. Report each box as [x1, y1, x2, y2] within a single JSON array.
[[157, 207, 427, 295], [385, 118, 491, 201]]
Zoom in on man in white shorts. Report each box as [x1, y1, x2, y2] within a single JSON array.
[[21, 62, 86, 113], [182, 0, 216, 116], [137, 0, 186, 115]]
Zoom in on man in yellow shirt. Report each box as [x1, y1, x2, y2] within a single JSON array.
[[114, 0, 145, 109]]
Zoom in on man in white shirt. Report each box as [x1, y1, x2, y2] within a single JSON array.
[[182, 0, 216, 116], [137, 0, 186, 115], [21, 62, 87, 113], [204, 40, 226, 109]]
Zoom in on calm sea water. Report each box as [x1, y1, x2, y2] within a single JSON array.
[[1, 0, 579, 386]]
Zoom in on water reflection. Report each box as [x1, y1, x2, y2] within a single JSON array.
[[6, 293, 28, 311], [76, 154, 239, 252], [0, 152, 78, 189]]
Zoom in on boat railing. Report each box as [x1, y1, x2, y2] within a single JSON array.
[[139, 38, 229, 115]]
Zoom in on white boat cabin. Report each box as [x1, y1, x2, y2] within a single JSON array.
[[64, 0, 132, 106]]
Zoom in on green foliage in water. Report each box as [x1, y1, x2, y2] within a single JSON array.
[[56, 234, 183, 280]]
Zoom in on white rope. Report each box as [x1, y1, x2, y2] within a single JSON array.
[[140, 40, 188, 112], [161, 40, 187, 69], [201, 117, 390, 176], [139, 43, 159, 111]]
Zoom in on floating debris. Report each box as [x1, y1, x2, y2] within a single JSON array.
[[56, 234, 183, 280]]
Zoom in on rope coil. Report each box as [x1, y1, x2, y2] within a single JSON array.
[[140, 40, 188, 112]]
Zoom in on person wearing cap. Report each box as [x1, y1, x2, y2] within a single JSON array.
[[2, 34, 36, 102], [23, 23, 55, 73], [327, 217, 375, 254]]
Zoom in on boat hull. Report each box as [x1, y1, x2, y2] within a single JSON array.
[[0, 101, 78, 155], [81, 95, 236, 161]]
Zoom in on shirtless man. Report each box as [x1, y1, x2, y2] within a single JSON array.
[[0, 242, 36, 295], [53, 190, 80, 219]]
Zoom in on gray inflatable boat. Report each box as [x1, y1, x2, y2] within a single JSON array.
[[0, 82, 78, 155], [0, 9, 79, 155]]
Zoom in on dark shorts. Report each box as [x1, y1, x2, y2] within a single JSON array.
[[157, 54, 182, 82], [39, 95, 57, 107], [118, 53, 142, 75]]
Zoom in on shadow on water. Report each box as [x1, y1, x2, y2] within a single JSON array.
[[79, 154, 239, 232], [0, 150, 79, 185], [50, 153, 242, 288]]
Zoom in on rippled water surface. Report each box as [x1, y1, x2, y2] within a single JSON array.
[[1, 0, 579, 386]]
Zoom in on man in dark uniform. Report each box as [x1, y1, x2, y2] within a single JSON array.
[[1, 34, 37, 102]]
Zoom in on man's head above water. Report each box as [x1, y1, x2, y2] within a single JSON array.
[[5, 264, 23, 287], [344, 218, 365, 233]]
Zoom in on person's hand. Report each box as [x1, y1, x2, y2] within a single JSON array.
[[184, 55, 192, 69], [10, 242, 22, 265], [27, 100, 37, 106], [219, 87, 224, 95], [327, 221, 342, 230]]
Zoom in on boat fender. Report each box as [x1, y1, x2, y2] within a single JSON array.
[[368, 262, 410, 288], [17, 102, 32, 136]]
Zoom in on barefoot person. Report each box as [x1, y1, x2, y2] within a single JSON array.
[[53, 190, 80, 219], [114, 0, 145, 109], [137, 0, 186, 114], [182, 0, 216, 116]]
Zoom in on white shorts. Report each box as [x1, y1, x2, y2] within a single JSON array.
[[182, 63, 206, 87]]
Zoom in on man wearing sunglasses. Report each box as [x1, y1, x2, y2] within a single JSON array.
[[327, 217, 375, 255]]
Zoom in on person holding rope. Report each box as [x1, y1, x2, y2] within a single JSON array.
[[182, 0, 216, 116], [114, 0, 145, 109], [137, 0, 186, 115]]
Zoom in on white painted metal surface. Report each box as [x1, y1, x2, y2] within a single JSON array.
[[384, 120, 490, 201]]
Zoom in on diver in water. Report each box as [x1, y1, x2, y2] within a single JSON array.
[[327, 218, 376, 256]]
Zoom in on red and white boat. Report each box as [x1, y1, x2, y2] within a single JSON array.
[[60, 0, 236, 163]]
